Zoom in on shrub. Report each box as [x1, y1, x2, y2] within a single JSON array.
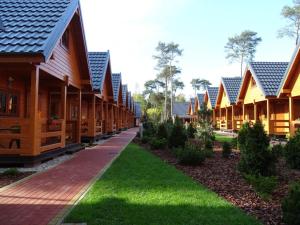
[[149, 138, 167, 150], [222, 142, 232, 158], [177, 142, 206, 166], [231, 137, 238, 149], [141, 136, 151, 144], [272, 144, 284, 158], [156, 123, 168, 139], [2, 168, 20, 176], [282, 182, 300, 225], [168, 117, 187, 148], [244, 174, 278, 199], [238, 122, 277, 176], [186, 123, 196, 138], [285, 130, 300, 169]]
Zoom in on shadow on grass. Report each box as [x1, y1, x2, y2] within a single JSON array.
[[66, 197, 261, 225]]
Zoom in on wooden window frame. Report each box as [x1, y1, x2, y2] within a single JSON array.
[[0, 89, 20, 117], [61, 29, 70, 51]]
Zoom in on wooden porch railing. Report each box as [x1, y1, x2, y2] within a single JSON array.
[[39, 118, 64, 153], [270, 119, 290, 135], [0, 118, 30, 154]]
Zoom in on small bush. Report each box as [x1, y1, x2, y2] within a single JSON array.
[[186, 123, 196, 139], [282, 182, 300, 225], [168, 117, 187, 148], [141, 136, 151, 144], [222, 142, 232, 158], [238, 122, 277, 176], [177, 143, 206, 166], [156, 123, 168, 139], [285, 130, 300, 169], [149, 138, 167, 150], [2, 168, 20, 176], [244, 174, 278, 198], [231, 137, 238, 149], [272, 144, 284, 158]]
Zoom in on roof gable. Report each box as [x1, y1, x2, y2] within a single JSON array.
[[249, 62, 288, 97], [122, 85, 128, 106], [88, 51, 110, 92], [220, 77, 242, 105], [0, 0, 80, 61], [206, 87, 218, 108], [112, 73, 122, 103]]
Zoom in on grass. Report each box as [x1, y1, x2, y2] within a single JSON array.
[[214, 133, 235, 143], [65, 143, 261, 225]]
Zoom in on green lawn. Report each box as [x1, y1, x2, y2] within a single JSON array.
[[214, 133, 235, 143], [65, 143, 260, 225]]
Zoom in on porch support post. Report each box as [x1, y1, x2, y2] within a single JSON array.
[[289, 96, 294, 136], [91, 95, 96, 136], [225, 107, 228, 130], [266, 99, 270, 135], [254, 102, 257, 122], [27, 66, 40, 156], [232, 105, 234, 130], [242, 103, 245, 122], [77, 89, 82, 143], [61, 82, 67, 147]]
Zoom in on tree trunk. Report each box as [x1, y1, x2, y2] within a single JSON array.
[[164, 77, 168, 121], [170, 63, 173, 119]]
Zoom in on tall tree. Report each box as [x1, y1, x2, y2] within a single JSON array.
[[199, 79, 211, 91], [153, 42, 183, 120], [191, 78, 211, 96], [172, 78, 184, 96], [191, 78, 201, 96], [278, 1, 300, 45], [225, 30, 262, 76]]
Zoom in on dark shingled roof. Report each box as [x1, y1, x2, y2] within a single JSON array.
[[197, 94, 205, 106], [122, 85, 128, 106], [249, 62, 289, 96], [222, 77, 242, 104], [112, 73, 121, 102], [127, 92, 131, 108], [172, 102, 190, 118], [0, 0, 79, 60], [206, 87, 218, 108], [190, 98, 195, 112], [88, 52, 110, 92], [135, 102, 142, 118]]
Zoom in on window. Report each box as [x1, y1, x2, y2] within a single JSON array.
[[0, 90, 19, 116], [61, 29, 69, 49]]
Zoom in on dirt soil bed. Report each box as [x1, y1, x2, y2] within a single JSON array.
[[135, 139, 300, 225], [0, 172, 34, 188]]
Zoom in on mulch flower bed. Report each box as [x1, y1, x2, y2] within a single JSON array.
[[135, 139, 300, 225], [0, 172, 34, 189]]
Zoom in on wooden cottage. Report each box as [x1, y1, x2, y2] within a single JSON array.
[[188, 98, 196, 120], [112, 73, 123, 132], [237, 62, 289, 135], [122, 85, 129, 129], [172, 102, 191, 123], [278, 46, 300, 136], [204, 87, 218, 126], [194, 93, 205, 113], [215, 77, 242, 131], [87, 52, 115, 135], [0, 0, 92, 165]]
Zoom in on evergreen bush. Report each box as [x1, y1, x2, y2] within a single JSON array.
[[238, 122, 277, 176], [285, 130, 300, 169], [282, 182, 300, 225], [222, 142, 232, 158]]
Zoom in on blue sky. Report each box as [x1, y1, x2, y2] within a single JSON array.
[[81, 0, 296, 98]]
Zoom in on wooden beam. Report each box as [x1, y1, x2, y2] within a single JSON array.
[[254, 102, 257, 122], [77, 89, 82, 143], [289, 96, 294, 136], [26, 66, 40, 156], [282, 89, 291, 94], [232, 105, 234, 130], [266, 99, 270, 134], [61, 83, 67, 147]]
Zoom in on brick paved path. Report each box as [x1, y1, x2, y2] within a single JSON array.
[[0, 128, 138, 225]]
